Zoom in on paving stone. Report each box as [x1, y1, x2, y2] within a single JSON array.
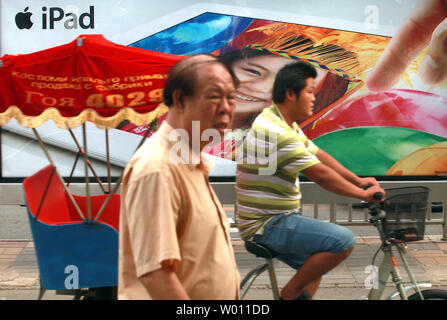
[[414, 257, 437, 265], [2, 248, 23, 255], [414, 243, 442, 250], [434, 256, 447, 264], [0, 242, 27, 248], [410, 250, 444, 256], [1, 238, 447, 292], [0, 270, 19, 282]]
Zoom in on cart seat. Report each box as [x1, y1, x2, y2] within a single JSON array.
[[23, 165, 120, 292], [245, 240, 279, 259]]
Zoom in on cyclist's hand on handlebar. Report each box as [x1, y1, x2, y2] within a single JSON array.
[[363, 185, 386, 202], [357, 177, 380, 189]]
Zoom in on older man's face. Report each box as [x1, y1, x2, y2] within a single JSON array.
[[182, 63, 236, 150]]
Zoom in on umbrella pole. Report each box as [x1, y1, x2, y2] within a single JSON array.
[[34, 167, 55, 221], [93, 127, 150, 222], [67, 151, 81, 187], [93, 175, 122, 223], [67, 129, 106, 194], [82, 124, 92, 221], [31, 128, 87, 222], [87, 127, 115, 223], [105, 128, 112, 194]]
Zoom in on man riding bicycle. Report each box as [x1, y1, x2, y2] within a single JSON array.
[[236, 61, 385, 300]]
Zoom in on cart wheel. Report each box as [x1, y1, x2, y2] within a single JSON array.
[[408, 289, 447, 300], [82, 286, 117, 300]]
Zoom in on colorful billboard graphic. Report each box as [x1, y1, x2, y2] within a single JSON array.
[[116, 12, 447, 177]]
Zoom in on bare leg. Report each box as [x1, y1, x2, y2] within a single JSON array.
[[302, 277, 321, 298], [281, 246, 354, 300]]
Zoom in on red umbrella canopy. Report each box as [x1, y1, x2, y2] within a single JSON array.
[[0, 34, 183, 129]]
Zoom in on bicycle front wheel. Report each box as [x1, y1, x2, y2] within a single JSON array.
[[408, 289, 447, 300]]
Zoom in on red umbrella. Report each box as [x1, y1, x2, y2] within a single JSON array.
[[0, 34, 184, 221], [0, 34, 182, 129]]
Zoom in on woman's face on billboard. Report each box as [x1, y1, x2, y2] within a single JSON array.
[[230, 54, 328, 127]]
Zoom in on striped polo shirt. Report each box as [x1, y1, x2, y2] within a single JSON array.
[[236, 104, 320, 240]]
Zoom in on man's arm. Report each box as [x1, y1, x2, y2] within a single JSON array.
[[139, 262, 190, 300], [302, 162, 384, 202], [316, 148, 379, 189]]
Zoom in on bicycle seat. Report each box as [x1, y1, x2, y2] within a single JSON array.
[[244, 240, 279, 259]]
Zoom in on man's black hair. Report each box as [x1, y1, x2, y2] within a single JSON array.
[[272, 61, 317, 104]]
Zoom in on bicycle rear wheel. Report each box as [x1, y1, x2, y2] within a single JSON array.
[[408, 289, 447, 300]]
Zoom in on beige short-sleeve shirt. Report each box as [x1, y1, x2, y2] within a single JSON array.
[[118, 121, 240, 300]]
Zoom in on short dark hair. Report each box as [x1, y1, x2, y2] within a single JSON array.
[[272, 61, 317, 104], [163, 54, 239, 107]]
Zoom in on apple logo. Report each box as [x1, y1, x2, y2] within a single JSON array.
[[15, 7, 33, 29]]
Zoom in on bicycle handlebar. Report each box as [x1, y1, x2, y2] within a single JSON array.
[[363, 185, 384, 202], [373, 192, 383, 200]]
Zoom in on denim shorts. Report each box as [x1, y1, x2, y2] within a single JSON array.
[[253, 211, 357, 270]]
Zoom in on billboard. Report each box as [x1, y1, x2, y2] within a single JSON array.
[[122, 12, 447, 177], [1, 0, 446, 178]]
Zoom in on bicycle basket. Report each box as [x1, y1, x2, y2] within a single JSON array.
[[381, 186, 429, 242]]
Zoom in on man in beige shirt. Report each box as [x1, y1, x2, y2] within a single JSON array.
[[118, 54, 240, 300]]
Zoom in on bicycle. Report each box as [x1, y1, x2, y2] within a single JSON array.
[[239, 186, 447, 300]]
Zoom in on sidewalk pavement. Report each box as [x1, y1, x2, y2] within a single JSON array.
[[1, 235, 447, 299]]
